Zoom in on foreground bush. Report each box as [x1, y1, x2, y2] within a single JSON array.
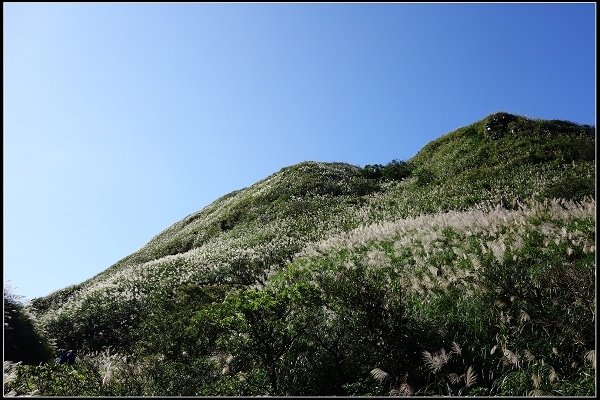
[[4, 289, 53, 366]]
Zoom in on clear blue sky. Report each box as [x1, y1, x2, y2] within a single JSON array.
[[3, 3, 596, 300]]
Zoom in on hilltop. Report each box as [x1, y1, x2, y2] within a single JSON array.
[[7, 112, 596, 396]]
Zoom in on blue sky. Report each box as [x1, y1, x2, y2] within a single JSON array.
[[3, 3, 596, 300]]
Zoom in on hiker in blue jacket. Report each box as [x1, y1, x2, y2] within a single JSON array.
[[66, 349, 76, 365], [56, 348, 67, 364]]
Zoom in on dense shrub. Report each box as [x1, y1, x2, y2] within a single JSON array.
[[362, 159, 413, 182], [414, 167, 435, 186], [4, 289, 53, 365], [484, 112, 519, 139]]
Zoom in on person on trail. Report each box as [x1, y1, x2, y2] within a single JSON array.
[[66, 349, 76, 365], [56, 349, 67, 364]]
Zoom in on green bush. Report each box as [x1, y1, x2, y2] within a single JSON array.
[[362, 159, 412, 182], [414, 167, 435, 186], [4, 289, 53, 365]]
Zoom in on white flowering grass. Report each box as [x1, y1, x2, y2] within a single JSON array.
[[34, 190, 594, 349]]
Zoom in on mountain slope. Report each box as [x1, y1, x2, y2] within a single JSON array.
[[20, 112, 595, 396]]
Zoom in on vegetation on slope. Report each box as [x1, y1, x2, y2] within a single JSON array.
[[5, 112, 595, 396]]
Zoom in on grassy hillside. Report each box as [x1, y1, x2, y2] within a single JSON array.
[[7, 112, 595, 396]]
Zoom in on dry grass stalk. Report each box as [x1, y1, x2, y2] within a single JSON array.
[[447, 372, 460, 384], [370, 367, 389, 383], [532, 373, 541, 389], [518, 310, 530, 324], [390, 382, 413, 396], [522, 349, 535, 363], [450, 341, 462, 356], [502, 348, 519, 366], [102, 362, 113, 386], [584, 350, 595, 369], [422, 348, 450, 372], [464, 366, 477, 387]]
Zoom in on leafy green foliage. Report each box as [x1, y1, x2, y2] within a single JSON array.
[[44, 295, 144, 353], [136, 283, 231, 360], [362, 158, 412, 181]]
